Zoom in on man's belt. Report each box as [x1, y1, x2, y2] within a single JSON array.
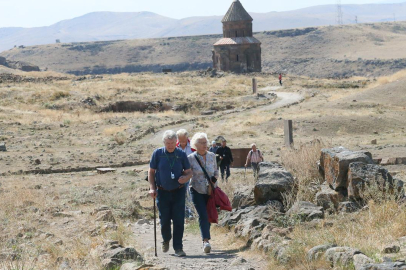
[[157, 184, 184, 192]]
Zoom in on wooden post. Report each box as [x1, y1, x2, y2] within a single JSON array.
[[284, 120, 293, 147], [252, 78, 257, 94]]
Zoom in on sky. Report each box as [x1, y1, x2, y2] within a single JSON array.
[[0, 0, 405, 28]]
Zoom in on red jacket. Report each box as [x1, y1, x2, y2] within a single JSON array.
[[207, 187, 232, 224], [279, 74, 282, 80]]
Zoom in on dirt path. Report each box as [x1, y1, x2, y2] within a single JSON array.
[[145, 91, 304, 145], [133, 220, 264, 270]]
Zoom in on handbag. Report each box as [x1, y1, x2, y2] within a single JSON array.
[[194, 155, 215, 196]]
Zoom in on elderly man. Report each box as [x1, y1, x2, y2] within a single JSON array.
[[245, 143, 264, 179], [149, 130, 192, 257], [176, 129, 195, 217], [176, 129, 195, 156]]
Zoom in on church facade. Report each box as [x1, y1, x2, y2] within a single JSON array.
[[212, 0, 262, 73]]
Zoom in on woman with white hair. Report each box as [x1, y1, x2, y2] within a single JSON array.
[[187, 132, 219, 254]]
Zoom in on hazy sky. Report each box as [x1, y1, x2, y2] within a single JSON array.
[[0, 0, 403, 28]]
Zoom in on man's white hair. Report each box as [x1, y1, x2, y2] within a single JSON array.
[[162, 130, 177, 142], [176, 129, 189, 138], [251, 143, 257, 148], [190, 132, 209, 149]]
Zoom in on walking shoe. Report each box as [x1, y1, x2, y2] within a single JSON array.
[[161, 241, 169, 253], [203, 242, 211, 254], [174, 249, 186, 257]]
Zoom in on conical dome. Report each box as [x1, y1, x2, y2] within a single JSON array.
[[221, 0, 253, 23]]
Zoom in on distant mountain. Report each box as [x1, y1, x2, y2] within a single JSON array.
[[1, 2, 406, 52]]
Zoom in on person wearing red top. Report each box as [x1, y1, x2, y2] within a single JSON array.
[[279, 73, 283, 86]]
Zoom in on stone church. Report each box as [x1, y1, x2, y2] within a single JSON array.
[[212, 0, 262, 73]]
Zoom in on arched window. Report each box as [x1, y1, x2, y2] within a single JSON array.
[[235, 31, 238, 37]]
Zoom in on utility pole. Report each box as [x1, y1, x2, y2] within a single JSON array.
[[355, 16, 358, 24], [336, 0, 343, 25]]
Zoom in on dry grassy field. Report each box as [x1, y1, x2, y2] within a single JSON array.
[[1, 68, 405, 269]]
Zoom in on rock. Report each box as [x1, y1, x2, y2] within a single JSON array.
[[254, 162, 295, 204], [232, 186, 255, 208], [371, 139, 377, 145], [338, 201, 361, 213], [316, 184, 344, 210], [0, 142, 6, 152], [383, 245, 400, 254], [266, 200, 284, 212], [307, 244, 337, 261], [220, 205, 272, 229], [101, 245, 142, 269], [348, 162, 393, 200], [96, 210, 116, 223], [287, 201, 324, 221], [102, 247, 141, 261], [325, 247, 361, 268], [92, 205, 110, 215], [359, 261, 406, 270], [59, 260, 72, 270], [120, 263, 139, 270], [321, 148, 374, 191], [353, 254, 374, 270], [102, 258, 122, 269], [230, 257, 247, 266], [0, 56, 6, 66], [201, 110, 216, 115]]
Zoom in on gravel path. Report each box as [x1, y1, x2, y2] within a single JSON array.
[[133, 220, 264, 270]]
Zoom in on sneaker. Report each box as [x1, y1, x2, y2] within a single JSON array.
[[203, 242, 211, 254], [174, 249, 186, 257], [161, 241, 169, 253]]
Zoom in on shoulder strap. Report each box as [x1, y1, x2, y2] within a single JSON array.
[[194, 155, 211, 181]]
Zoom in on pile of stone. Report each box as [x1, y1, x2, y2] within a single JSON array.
[[317, 147, 404, 211]]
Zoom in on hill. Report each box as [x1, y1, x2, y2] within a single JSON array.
[[2, 21, 406, 78], [1, 2, 406, 52]]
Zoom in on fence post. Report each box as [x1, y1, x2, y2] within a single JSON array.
[[284, 120, 293, 147]]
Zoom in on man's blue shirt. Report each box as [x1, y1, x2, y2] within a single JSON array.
[[150, 147, 191, 190]]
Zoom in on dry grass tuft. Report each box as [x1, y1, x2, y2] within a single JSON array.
[[280, 140, 330, 208]]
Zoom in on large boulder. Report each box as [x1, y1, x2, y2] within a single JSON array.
[[286, 201, 324, 221], [307, 244, 337, 261], [348, 162, 393, 200], [353, 254, 374, 270], [325, 247, 362, 268], [232, 186, 255, 209], [254, 162, 295, 204], [316, 184, 344, 210], [321, 148, 374, 191], [0, 56, 6, 66]]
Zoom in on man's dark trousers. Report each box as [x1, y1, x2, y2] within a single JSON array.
[[156, 186, 186, 251], [220, 163, 231, 181]]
